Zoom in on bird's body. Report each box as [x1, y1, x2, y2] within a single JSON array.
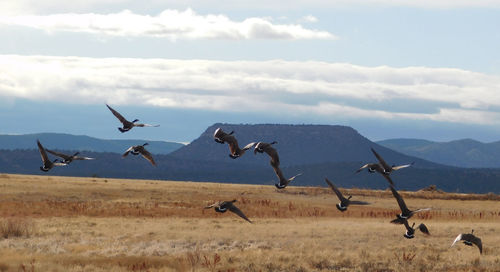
[[401, 218, 430, 239], [356, 148, 414, 185], [325, 178, 370, 212], [213, 128, 255, 159], [123, 143, 156, 166], [37, 140, 67, 172], [106, 104, 159, 133], [451, 230, 482, 254], [45, 149, 95, 164], [389, 185, 431, 223], [254, 141, 301, 189], [204, 200, 252, 223]]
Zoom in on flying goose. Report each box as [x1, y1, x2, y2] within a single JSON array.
[[213, 128, 255, 159], [324, 178, 370, 212], [37, 140, 67, 172], [389, 184, 431, 224], [451, 230, 482, 254], [401, 218, 430, 239], [122, 143, 156, 166], [106, 104, 159, 133], [254, 141, 302, 189], [204, 199, 252, 223], [356, 148, 414, 185], [45, 149, 95, 164]]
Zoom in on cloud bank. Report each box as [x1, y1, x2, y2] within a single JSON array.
[[1, 0, 499, 16], [1, 55, 499, 126], [0, 8, 335, 40]]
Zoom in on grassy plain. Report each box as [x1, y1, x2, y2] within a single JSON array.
[[0, 173, 499, 271]]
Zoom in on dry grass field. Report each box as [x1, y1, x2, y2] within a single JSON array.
[[0, 173, 499, 272]]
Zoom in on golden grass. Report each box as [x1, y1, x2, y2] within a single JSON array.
[[0, 173, 499, 271]]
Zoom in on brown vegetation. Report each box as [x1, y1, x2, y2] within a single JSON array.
[[0, 173, 498, 271]]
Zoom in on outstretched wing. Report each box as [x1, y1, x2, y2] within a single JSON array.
[[106, 104, 128, 124], [349, 200, 370, 205], [204, 202, 221, 209], [389, 185, 410, 215], [418, 223, 430, 235], [470, 236, 483, 254], [139, 147, 156, 166], [134, 123, 160, 127], [37, 140, 50, 164], [371, 148, 391, 170], [45, 149, 71, 160], [451, 234, 463, 247], [74, 156, 95, 160], [356, 164, 370, 173], [227, 203, 252, 223], [122, 146, 134, 157], [325, 178, 346, 202], [288, 173, 302, 182], [392, 162, 414, 171], [383, 174, 395, 186], [242, 142, 256, 151]]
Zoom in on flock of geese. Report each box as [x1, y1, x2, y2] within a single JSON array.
[[34, 104, 483, 255]]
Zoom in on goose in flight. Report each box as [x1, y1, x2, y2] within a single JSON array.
[[37, 140, 67, 172], [401, 218, 430, 239], [324, 178, 370, 212], [45, 149, 95, 164], [451, 230, 482, 254], [254, 141, 302, 189], [213, 128, 255, 159], [356, 148, 414, 185], [204, 200, 252, 223], [389, 184, 431, 224], [106, 104, 159, 133], [122, 143, 156, 166]]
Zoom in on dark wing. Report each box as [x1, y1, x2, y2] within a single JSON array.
[[417, 223, 430, 235], [224, 135, 240, 155], [138, 147, 156, 166], [106, 104, 128, 124], [227, 202, 252, 223], [37, 140, 50, 164], [383, 174, 395, 186], [463, 234, 483, 254], [325, 178, 346, 202], [45, 149, 71, 160], [389, 185, 410, 215], [272, 164, 287, 185], [371, 148, 391, 171], [349, 200, 370, 205]]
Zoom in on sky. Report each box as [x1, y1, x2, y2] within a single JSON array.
[[1, 1, 500, 143]]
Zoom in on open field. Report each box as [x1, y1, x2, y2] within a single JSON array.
[[0, 173, 499, 271]]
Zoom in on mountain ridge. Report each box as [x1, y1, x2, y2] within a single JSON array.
[[0, 133, 184, 155], [377, 138, 500, 168]]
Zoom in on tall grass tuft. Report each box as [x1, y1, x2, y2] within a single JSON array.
[[0, 217, 35, 238]]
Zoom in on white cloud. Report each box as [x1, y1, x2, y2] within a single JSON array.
[[0, 8, 335, 40], [1, 55, 500, 126]]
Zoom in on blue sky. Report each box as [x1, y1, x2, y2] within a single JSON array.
[[1, 1, 500, 143]]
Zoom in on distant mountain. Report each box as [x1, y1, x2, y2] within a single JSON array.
[[2, 125, 500, 194], [1, 149, 499, 194], [377, 138, 500, 168], [0, 133, 184, 155], [171, 123, 444, 168]]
